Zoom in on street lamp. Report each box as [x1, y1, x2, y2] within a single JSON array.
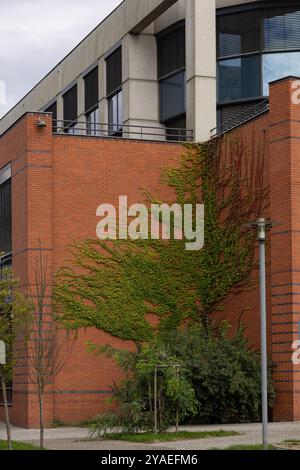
[[245, 218, 279, 450]]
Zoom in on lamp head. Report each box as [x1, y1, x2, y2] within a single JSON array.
[[244, 218, 280, 241], [36, 118, 47, 128]]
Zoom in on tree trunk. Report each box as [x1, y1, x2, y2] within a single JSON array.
[[38, 389, 45, 450], [0, 366, 12, 450]]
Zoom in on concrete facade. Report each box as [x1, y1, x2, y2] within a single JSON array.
[[0, 0, 266, 142]]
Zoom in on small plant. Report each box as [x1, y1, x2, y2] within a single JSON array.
[[51, 419, 65, 428], [89, 412, 134, 439], [89, 340, 197, 438]]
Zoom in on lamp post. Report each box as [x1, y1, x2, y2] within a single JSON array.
[[245, 218, 278, 450]]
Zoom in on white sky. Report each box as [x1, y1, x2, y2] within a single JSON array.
[[0, 0, 123, 118]]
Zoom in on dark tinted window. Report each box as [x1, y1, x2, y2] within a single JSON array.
[[45, 101, 57, 133], [218, 11, 260, 57], [218, 55, 261, 103], [157, 23, 185, 79], [108, 90, 123, 136], [84, 67, 99, 113], [160, 71, 186, 122], [63, 85, 77, 127], [264, 7, 300, 51], [106, 47, 122, 96]]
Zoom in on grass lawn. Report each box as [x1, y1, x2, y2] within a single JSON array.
[[0, 440, 41, 450], [211, 444, 274, 450], [103, 430, 239, 443]]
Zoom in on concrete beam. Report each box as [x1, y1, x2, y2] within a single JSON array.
[[130, 0, 178, 34]]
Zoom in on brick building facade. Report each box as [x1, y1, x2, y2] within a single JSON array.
[[0, 76, 299, 426]]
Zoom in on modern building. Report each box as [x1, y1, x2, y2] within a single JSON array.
[[1, 0, 300, 426]]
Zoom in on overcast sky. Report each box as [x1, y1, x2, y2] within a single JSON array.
[[0, 0, 123, 118]]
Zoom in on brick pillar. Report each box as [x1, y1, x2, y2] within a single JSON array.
[[269, 77, 300, 421], [12, 112, 54, 428]]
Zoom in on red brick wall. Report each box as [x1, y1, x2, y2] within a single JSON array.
[[49, 133, 182, 426], [0, 114, 182, 427], [267, 77, 300, 421], [1, 77, 300, 427], [220, 77, 300, 422]]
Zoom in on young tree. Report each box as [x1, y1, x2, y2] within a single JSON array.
[[89, 340, 197, 437], [28, 249, 72, 449], [0, 266, 33, 450]]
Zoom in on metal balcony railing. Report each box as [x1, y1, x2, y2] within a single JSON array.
[[52, 120, 193, 143], [211, 99, 270, 138]]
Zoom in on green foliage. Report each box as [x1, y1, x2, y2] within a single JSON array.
[[0, 440, 41, 451], [54, 135, 272, 427], [54, 237, 200, 340], [164, 137, 266, 317], [166, 323, 275, 424], [90, 341, 198, 437], [95, 430, 239, 443], [0, 267, 33, 381], [55, 136, 267, 339], [211, 444, 274, 451], [90, 323, 274, 431], [51, 419, 66, 428]]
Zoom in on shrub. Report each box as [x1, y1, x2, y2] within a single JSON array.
[[90, 341, 198, 438], [166, 323, 275, 424], [90, 323, 275, 438]]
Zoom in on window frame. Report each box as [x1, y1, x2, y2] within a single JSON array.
[[63, 84, 78, 133], [106, 46, 122, 97], [45, 101, 57, 133], [156, 21, 186, 125], [108, 89, 123, 137], [159, 70, 186, 123], [217, 2, 300, 106], [86, 106, 100, 136], [84, 66, 99, 115]]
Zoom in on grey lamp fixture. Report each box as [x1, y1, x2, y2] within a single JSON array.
[[36, 118, 47, 128], [245, 217, 280, 450]]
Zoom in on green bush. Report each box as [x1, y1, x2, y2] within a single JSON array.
[[166, 323, 275, 424], [90, 342, 198, 438], [89, 323, 275, 438]]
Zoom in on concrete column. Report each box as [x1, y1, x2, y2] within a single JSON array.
[[122, 31, 165, 140], [56, 95, 64, 133], [186, 0, 216, 142]]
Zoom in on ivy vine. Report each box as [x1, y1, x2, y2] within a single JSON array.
[[54, 131, 267, 341]]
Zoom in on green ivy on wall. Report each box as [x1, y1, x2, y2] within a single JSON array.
[[54, 132, 267, 341]]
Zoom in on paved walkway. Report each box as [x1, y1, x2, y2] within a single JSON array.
[[1, 421, 300, 450]]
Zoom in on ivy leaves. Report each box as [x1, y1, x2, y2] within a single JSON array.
[[54, 133, 266, 339]]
